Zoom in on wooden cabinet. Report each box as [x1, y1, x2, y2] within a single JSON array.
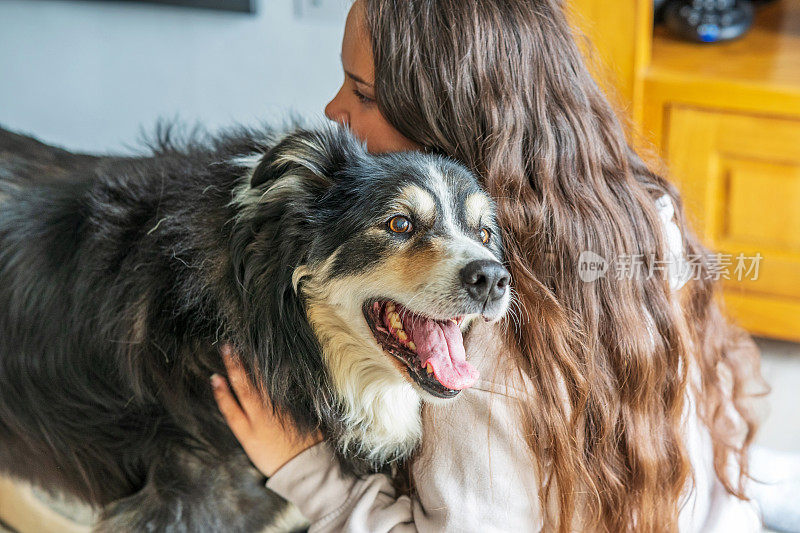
[[570, 0, 800, 342], [667, 107, 800, 338]]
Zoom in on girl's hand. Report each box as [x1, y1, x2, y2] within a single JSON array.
[[211, 345, 322, 477]]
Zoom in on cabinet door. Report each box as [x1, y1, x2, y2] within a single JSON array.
[[667, 106, 800, 341]]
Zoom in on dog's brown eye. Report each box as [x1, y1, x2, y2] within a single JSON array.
[[388, 216, 412, 234], [480, 228, 491, 244]]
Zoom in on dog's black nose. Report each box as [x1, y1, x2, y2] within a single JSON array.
[[460, 260, 509, 304]]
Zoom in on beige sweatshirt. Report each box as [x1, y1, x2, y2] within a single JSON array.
[[265, 196, 762, 532]]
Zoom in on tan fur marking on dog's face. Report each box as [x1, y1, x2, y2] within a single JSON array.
[[465, 193, 490, 228], [389, 242, 447, 288], [396, 185, 436, 225]]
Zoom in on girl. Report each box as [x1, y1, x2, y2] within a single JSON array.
[[211, 0, 764, 531]]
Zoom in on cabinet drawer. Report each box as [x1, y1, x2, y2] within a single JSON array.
[[665, 106, 800, 340]]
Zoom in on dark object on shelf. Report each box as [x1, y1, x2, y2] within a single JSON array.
[[655, 0, 669, 23], [663, 0, 754, 42], [51, 0, 256, 13]]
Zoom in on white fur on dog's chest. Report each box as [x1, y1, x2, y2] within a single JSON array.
[[304, 295, 423, 465]]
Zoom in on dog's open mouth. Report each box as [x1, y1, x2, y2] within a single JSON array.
[[362, 300, 479, 398]]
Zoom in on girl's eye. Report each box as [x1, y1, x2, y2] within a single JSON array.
[[353, 88, 376, 105], [480, 228, 491, 245], [388, 216, 413, 234]]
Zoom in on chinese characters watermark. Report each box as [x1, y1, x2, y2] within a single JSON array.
[[577, 251, 763, 284]]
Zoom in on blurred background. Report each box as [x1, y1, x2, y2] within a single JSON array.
[[1, 0, 799, 531], [0, 0, 350, 154]]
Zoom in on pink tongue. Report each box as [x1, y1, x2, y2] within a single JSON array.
[[402, 312, 479, 390]]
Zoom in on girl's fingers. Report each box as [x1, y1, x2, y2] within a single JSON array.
[[219, 344, 269, 418], [210, 374, 250, 438], [213, 346, 320, 477]]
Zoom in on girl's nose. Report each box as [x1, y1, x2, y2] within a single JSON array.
[[324, 89, 349, 125]]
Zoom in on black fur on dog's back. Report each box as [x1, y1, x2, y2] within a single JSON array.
[[0, 124, 366, 530]]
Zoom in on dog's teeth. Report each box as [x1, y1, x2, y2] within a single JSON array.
[[386, 302, 396, 312], [450, 319, 457, 325], [390, 315, 403, 330], [426, 362, 434, 374], [397, 331, 407, 342], [408, 341, 416, 352]]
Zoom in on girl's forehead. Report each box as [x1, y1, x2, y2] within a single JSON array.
[[341, 1, 374, 84]]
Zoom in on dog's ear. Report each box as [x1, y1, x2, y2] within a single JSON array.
[[232, 243, 334, 439], [251, 125, 364, 189]]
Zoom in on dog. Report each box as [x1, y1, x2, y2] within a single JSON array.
[[0, 123, 510, 531]]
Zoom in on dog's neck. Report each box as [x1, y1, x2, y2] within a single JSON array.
[[304, 299, 423, 467]]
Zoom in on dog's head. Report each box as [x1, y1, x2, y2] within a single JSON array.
[[231, 125, 509, 467]]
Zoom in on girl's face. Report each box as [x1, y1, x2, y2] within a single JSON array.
[[324, 1, 420, 154]]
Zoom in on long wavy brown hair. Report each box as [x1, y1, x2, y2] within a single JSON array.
[[362, 0, 764, 531]]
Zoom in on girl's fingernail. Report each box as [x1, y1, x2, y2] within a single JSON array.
[[210, 374, 222, 389]]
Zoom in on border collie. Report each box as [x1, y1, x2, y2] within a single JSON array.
[[0, 124, 510, 531]]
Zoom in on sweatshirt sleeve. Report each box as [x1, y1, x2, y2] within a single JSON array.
[[266, 382, 543, 533], [266, 442, 418, 533], [678, 382, 762, 533]]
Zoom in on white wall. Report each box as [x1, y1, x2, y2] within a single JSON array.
[[0, 0, 350, 154]]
